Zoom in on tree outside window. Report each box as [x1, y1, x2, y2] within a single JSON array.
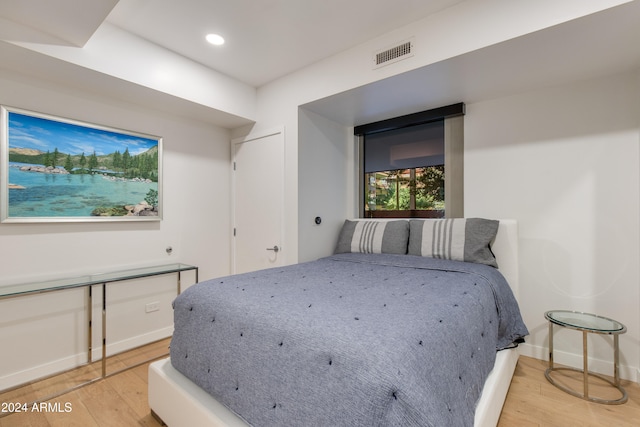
[[365, 165, 444, 217], [357, 104, 464, 219]]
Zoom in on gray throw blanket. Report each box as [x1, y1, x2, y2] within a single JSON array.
[[171, 253, 528, 427]]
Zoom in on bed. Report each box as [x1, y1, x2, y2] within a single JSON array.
[[149, 218, 527, 427]]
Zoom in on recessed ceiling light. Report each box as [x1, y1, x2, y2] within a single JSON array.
[[206, 33, 225, 46]]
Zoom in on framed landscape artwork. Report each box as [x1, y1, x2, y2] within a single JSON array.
[[0, 106, 162, 223]]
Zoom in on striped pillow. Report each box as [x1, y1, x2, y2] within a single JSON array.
[[335, 220, 409, 254], [408, 218, 499, 267]]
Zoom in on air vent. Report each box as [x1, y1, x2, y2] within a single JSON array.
[[373, 38, 414, 69]]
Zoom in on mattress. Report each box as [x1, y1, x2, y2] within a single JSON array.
[[170, 253, 527, 426]]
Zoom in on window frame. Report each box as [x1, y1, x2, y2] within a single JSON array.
[[355, 103, 465, 219]]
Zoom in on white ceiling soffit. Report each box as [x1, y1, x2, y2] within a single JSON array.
[[0, 39, 254, 129], [0, 0, 119, 47], [106, 0, 466, 87], [302, 0, 640, 127]]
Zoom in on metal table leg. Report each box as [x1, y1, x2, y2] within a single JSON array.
[[582, 330, 588, 399], [102, 283, 107, 378]]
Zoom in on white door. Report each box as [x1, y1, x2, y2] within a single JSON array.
[[232, 128, 285, 274]]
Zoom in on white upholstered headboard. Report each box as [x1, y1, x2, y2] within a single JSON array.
[[492, 219, 519, 300]]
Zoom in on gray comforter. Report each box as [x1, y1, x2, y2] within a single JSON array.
[[170, 253, 528, 427]]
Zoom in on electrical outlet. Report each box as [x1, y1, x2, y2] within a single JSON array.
[[145, 301, 160, 313]]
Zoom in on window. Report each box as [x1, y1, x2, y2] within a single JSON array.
[[355, 103, 464, 218]]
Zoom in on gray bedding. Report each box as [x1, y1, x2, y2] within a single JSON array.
[[170, 253, 528, 427]]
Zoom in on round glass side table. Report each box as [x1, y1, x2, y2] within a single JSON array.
[[544, 310, 627, 404]]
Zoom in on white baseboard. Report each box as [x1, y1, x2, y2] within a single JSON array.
[[90, 326, 173, 360], [0, 352, 87, 391], [0, 327, 173, 391], [518, 342, 638, 383]]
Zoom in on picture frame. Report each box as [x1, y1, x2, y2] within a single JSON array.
[[1, 106, 162, 223]]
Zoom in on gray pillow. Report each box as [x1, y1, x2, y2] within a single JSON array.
[[408, 218, 499, 267], [335, 220, 409, 254]]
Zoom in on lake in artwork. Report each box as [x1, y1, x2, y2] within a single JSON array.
[[8, 163, 158, 217]]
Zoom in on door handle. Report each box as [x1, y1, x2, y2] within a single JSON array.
[[266, 245, 280, 253]]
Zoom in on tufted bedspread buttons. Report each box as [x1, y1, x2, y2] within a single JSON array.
[[169, 253, 527, 427]]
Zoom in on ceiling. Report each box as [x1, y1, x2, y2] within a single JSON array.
[[106, 0, 466, 87], [0, 1, 639, 129], [304, 0, 640, 126], [0, 0, 465, 88], [0, 0, 118, 47]]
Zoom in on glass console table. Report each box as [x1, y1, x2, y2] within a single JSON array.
[[544, 310, 627, 404], [0, 263, 198, 405]]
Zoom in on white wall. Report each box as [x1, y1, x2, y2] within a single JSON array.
[[292, 68, 640, 382], [9, 22, 257, 124], [260, 5, 640, 380], [465, 71, 640, 380], [0, 70, 233, 388], [297, 108, 355, 262], [2, 0, 637, 391], [243, 0, 633, 267]]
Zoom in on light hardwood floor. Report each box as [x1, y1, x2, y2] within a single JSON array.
[[1, 341, 639, 426], [498, 355, 640, 427], [0, 339, 170, 427]]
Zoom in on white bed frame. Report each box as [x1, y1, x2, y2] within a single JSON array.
[[149, 220, 520, 427]]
